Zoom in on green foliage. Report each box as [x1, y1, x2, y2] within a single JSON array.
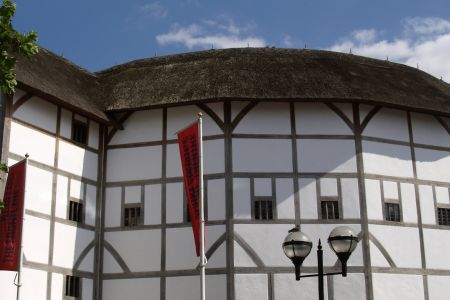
[[0, 0, 38, 95]]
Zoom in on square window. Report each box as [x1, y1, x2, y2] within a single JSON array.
[[254, 198, 273, 220], [65, 275, 80, 298], [437, 207, 450, 225], [124, 206, 141, 227], [72, 120, 88, 145], [68, 200, 83, 223], [321, 200, 339, 220], [385, 202, 401, 222]]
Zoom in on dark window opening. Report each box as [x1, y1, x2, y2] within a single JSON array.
[[65, 275, 80, 298], [68, 201, 83, 223], [385, 202, 401, 222], [321, 200, 339, 220], [72, 120, 88, 145], [124, 206, 141, 227], [438, 207, 450, 225], [254, 199, 273, 220]]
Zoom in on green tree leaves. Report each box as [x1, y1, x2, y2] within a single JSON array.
[[0, 0, 38, 95]]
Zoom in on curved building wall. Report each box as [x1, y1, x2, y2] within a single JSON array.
[[102, 100, 450, 300], [2, 91, 450, 299]]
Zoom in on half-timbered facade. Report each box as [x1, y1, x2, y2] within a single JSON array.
[[1, 47, 450, 300]]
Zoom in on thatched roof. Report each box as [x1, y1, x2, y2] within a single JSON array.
[[14, 47, 108, 121], [15, 47, 450, 120]]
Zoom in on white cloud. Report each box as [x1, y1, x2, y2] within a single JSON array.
[[282, 35, 293, 47], [140, 2, 168, 19], [329, 17, 450, 82], [156, 17, 265, 49]]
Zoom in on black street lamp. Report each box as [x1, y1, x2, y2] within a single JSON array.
[[282, 226, 359, 300]]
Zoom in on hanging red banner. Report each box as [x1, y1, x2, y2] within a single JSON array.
[[177, 122, 202, 256], [0, 159, 27, 271]]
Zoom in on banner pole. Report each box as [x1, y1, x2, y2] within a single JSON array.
[[15, 154, 28, 300], [198, 113, 206, 300]]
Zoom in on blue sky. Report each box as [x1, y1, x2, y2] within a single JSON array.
[[12, 0, 450, 81]]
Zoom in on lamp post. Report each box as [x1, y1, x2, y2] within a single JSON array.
[[282, 226, 359, 300]]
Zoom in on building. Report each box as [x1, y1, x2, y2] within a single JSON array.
[[1, 47, 450, 300]]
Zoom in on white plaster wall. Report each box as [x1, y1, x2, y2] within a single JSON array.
[[363, 108, 409, 141], [167, 105, 222, 136], [166, 182, 183, 224], [106, 146, 161, 182], [341, 178, 360, 219], [299, 178, 318, 219], [233, 178, 251, 219], [25, 165, 53, 214], [320, 178, 338, 196], [70, 178, 84, 199], [234, 102, 291, 134], [363, 141, 413, 177], [254, 178, 272, 196], [234, 240, 257, 267], [401, 183, 418, 223], [105, 230, 161, 272], [383, 181, 398, 199], [103, 248, 123, 273], [145, 184, 162, 225], [103, 278, 160, 300], [418, 185, 436, 225], [231, 101, 251, 120], [13, 96, 58, 133], [334, 103, 354, 123], [372, 273, 424, 300], [60, 108, 72, 139], [423, 228, 450, 269], [369, 225, 422, 268], [359, 104, 374, 121], [53, 223, 94, 268], [124, 185, 141, 204], [78, 247, 94, 272], [55, 175, 68, 219], [235, 274, 268, 300], [208, 179, 226, 220], [298, 139, 357, 173], [276, 178, 295, 219], [166, 275, 226, 300], [233, 139, 292, 172], [207, 241, 226, 268], [166, 142, 182, 177], [274, 273, 321, 300], [412, 113, 450, 147], [9, 121, 56, 166], [51, 273, 64, 300], [370, 240, 391, 267], [415, 148, 450, 182], [82, 278, 93, 300], [435, 186, 449, 204], [166, 225, 225, 270], [333, 273, 366, 300], [88, 121, 99, 149], [0, 271, 17, 299], [58, 140, 98, 181], [295, 103, 352, 135], [109, 109, 163, 145], [428, 275, 450, 300], [105, 187, 121, 227], [85, 184, 97, 227], [301, 224, 363, 267], [21, 268, 48, 300], [234, 224, 297, 267], [23, 215, 50, 264], [365, 179, 383, 221]]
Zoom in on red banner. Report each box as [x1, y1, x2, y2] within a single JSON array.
[[0, 160, 26, 271], [178, 122, 202, 256]]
